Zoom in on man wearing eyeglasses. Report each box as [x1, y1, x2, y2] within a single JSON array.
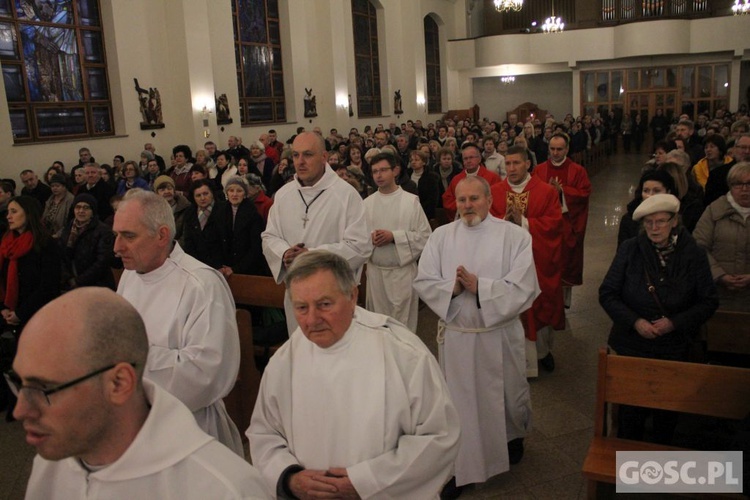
[[8, 288, 270, 499]]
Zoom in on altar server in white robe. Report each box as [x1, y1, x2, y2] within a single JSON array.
[[249, 250, 460, 499], [363, 152, 432, 332], [262, 132, 372, 334], [414, 176, 540, 489], [113, 189, 244, 456], [13, 289, 270, 500]]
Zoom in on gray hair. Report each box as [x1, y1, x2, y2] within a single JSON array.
[[456, 175, 491, 198], [121, 188, 176, 242], [664, 149, 691, 174], [285, 250, 357, 296], [727, 161, 750, 187], [140, 150, 154, 161]]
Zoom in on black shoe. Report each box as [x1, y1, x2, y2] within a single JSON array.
[[440, 477, 464, 500], [539, 353, 555, 372], [508, 438, 524, 465]]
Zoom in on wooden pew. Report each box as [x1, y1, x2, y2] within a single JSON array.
[[223, 274, 286, 440], [706, 309, 750, 357], [582, 347, 750, 498]]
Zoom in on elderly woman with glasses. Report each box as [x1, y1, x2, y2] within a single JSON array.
[[599, 194, 718, 444], [694, 162, 750, 293]]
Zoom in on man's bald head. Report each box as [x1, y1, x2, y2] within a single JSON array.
[[22, 288, 148, 380]]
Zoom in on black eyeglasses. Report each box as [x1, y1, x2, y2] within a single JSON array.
[[4, 363, 135, 407]]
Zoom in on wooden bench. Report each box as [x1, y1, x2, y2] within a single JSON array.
[[706, 309, 750, 357], [582, 347, 750, 498], [223, 274, 286, 440]]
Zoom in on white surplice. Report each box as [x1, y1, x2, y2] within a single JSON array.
[[413, 215, 540, 486], [117, 243, 244, 456], [248, 307, 460, 499], [363, 187, 432, 332], [261, 165, 373, 333], [25, 381, 270, 500]]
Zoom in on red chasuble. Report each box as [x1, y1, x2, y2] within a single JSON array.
[[532, 158, 591, 286], [490, 176, 565, 340], [441, 166, 502, 221]]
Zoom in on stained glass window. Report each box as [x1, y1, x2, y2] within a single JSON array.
[[424, 16, 441, 114], [351, 0, 380, 117], [0, 0, 112, 142], [233, 0, 285, 124]]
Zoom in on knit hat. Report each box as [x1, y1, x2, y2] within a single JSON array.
[[73, 193, 98, 214], [49, 174, 67, 187], [633, 193, 680, 221], [225, 175, 250, 197], [154, 175, 175, 190]]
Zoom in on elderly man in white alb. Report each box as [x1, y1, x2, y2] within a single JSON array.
[[113, 189, 243, 456], [414, 176, 539, 496], [11, 288, 270, 499], [262, 131, 372, 334], [249, 251, 460, 499]]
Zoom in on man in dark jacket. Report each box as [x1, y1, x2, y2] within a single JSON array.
[[20, 170, 52, 206], [81, 163, 115, 222]]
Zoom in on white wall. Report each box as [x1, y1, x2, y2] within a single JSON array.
[[473, 73, 573, 121]]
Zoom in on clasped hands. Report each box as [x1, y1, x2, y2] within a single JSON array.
[[719, 273, 750, 291], [283, 243, 308, 268], [371, 229, 394, 247], [453, 265, 478, 296], [634, 317, 674, 340], [1, 308, 19, 325], [549, 176, 564, 193], [289, 468, 360, 500], [504, 206, 522, 226]]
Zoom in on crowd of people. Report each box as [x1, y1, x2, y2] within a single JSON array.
[[602, 107, 750, 445], [0, 103, 748, 498]]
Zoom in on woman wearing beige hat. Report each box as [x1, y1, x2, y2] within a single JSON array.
[[599, 193, 718, 444]]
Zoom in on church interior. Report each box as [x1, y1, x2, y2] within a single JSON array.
[[1, 0, 750, 498]]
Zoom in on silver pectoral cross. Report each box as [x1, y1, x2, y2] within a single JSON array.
[[302, 214, 309, 228]]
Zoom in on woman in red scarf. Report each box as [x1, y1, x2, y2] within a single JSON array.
[[0, 196, 61, 331]]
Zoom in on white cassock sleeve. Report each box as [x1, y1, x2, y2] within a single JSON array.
[[391, 197, 432, 267], [144, 268, 240, 412], [413, 229, 459, 323], [474, 231, 539, 326], [345, 345, 459, 499], [261, 198, 293, 283]]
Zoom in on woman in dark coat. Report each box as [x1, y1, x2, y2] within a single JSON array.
[[600, 194, 718, 444], [182, 179, 225, 270], [0, 196, 60, 331], [0, 196, 61, 416], [58, 193, 115, 290], [617, 170, 676, 248], [220, 177, 268, 276]]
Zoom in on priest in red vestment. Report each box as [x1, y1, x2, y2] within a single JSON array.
[[442, 143, 502, 221], [491, 146, 565, 373], [532, 133, 591, 301]]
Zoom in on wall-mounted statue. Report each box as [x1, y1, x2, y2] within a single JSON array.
[[394, 89, 403, 115], [134, 78, 164, 129], [215, 93, 233, 125], [304, 88, 317, 118]]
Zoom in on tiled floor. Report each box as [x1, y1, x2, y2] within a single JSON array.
[[0, 150, 645, 499]]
